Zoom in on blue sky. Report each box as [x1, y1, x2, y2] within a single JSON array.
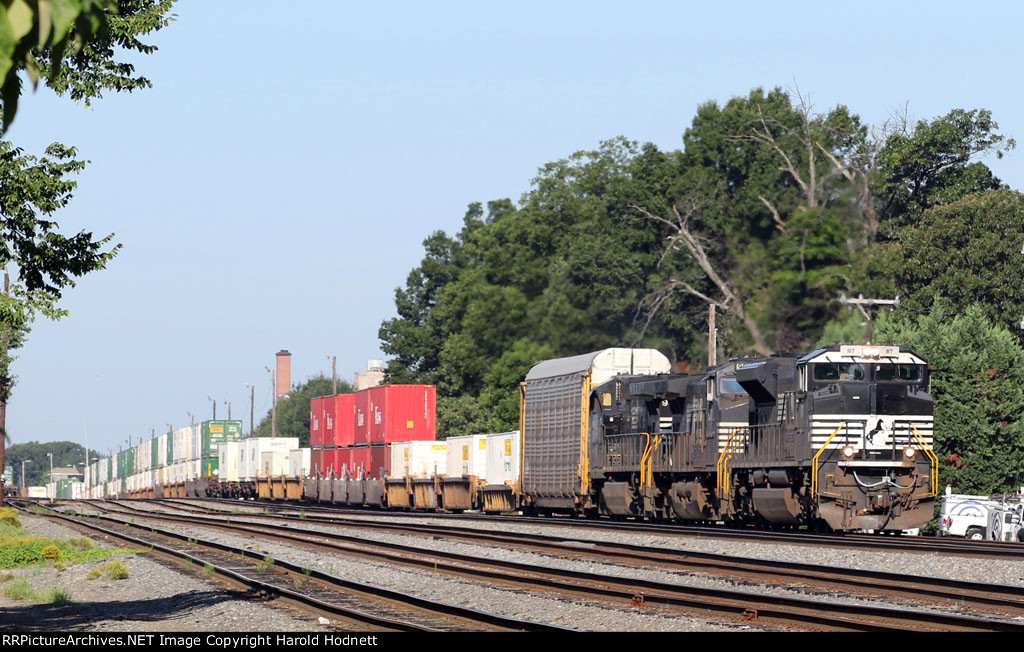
[[5, 0, 1023, 455]]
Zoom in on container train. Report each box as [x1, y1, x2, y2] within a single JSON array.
[[69, 345, 938, 533]]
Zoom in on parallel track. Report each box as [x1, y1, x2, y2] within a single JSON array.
[[14, 501, 568, 633], [50, 499, 1024, 632], [151, 496, 1024, 559]]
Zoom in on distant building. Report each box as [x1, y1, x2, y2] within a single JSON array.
[[354, 359, 385, 390], [50, 466, 83, 482]]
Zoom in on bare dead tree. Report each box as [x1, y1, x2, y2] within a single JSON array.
[[731, 87, 899, 242], [632, 200, 772, 356]]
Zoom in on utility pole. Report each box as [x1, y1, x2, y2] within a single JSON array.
[[839, 294, 900, 343], [207, 396, 216, 421], [224, 400, 231, 420], [266, 366, 277, 438], [327, 353, 337, 395], [708, 304, 717, 368], [244, 382, 254, 436]]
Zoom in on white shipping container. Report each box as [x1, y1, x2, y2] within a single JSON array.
[[261, 450, 290, 477], [137, 440, 149, 472], [445, 435, 488, 479], [390, 441, 447, 479], [157, 433, 168, 467], [219, 441, 241, 482], [288, 449, 311, 478], [485, 431, 520, 485], [239, 437, 299, 480]]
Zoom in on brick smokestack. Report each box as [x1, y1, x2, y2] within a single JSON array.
[[276, 350, 292, 398]]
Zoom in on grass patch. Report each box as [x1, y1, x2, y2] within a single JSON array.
[[202, 563, 215, 578], [86, 568, 102, 580], [0, 521, 141, 570], [256, 554, 274, 573], [3, 578, 35, 601], [39, 587, 72, 604]]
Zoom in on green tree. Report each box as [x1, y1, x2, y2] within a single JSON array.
[[875, 108, 1015, 235], [4, 440, 101, 487], [0, 0, 175, 500], [886, 189, 1024, 337], [875, 304, 1024, 494], [254, 375, 354, 447]]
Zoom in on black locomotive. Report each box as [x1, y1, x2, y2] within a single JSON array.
[[521, 345, 937, 532]]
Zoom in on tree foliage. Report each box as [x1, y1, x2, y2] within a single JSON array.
[[3, 440, 101, 486], [876, 304, 1024, 494], [253, 375, 354, 447], [886, 190, 1024, 337], [381, 85, 1020, 442], [876, 109, 1015, 235]]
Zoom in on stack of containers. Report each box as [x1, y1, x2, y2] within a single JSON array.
[[198, 420, 244, 478], [333, 394, 354, 477], [376, 385, 436, 479], [310, 396, 324, 477], [322, 395, 336, 475]]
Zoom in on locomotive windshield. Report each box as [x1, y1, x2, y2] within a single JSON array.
[[873, 364, 923, 382], [719, 376, 747, 394], [813, 362, 865, 381]]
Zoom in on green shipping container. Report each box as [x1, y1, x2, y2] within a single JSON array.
[[166, 432, 173, 464], [3, 464, 12, 485], [200, 420, 244, 457], [200, 457, 219, 478]]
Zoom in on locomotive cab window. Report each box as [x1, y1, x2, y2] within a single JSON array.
[[813, 362, 865, 381], [719, 376, 747, 395], [873, 364, 923, 382]]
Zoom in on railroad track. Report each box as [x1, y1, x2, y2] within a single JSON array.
[[49, 499, 1024, 632], [145, 496, 1024, 559], [13, 501, 567, 633]]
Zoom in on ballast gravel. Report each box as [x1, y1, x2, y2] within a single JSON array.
[[0, 514, 336, 633]]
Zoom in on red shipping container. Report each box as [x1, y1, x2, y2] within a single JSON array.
[[348, 446, 370, 479], [322, 395, 335, 448], [310, 397, 323, 448], [366, 385, 437, 444], [353, 391, 371, 446], [334, 394, 355, 447], [310, 448, 324, 478], [368, 443, 390, 479]]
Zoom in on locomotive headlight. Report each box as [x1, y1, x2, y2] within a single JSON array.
[[842, 445, 857, 460], [903, 447, 917, 460]]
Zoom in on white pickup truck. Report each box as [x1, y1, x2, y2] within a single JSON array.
[[939, 490, 1001, 540], [939, 487, 1024, 540]]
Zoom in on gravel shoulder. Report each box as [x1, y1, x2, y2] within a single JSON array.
[[0, 514, 336, 632]]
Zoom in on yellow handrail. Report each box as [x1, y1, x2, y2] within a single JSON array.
[[910, 423, 939, 496], [810, 422, 846, 498], [640, 432, 660, 490], [716, 429, 745, 499]]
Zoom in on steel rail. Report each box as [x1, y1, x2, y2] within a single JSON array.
[[58, 499, 1024, 632], [15, 501, 568, 633]]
